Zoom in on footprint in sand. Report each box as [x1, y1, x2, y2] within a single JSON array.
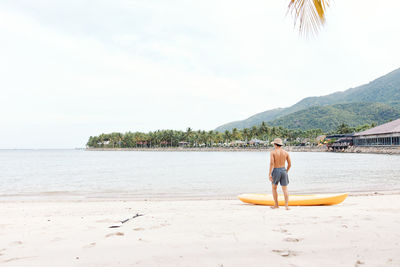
[[355, 260, 365, 266], [273, 228, 288, 233], [283, 237, 303, 242], [272, 249, 298, 257], [83, 242, 96, 248], [3, 256, 34, 263], [105, 232, 124, 238], [9, 241, 23, 246]]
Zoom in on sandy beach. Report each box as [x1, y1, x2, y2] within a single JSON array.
[[1, 193, 399, 266]]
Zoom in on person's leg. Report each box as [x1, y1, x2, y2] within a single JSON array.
[[282, 186, 289, 210], [271, 184, 279, 209]]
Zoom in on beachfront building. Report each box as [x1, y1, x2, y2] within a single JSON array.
[[97, 140, 110, 146], [326, 134, 354, 151], [230, 140, 247, 147], [353, 118, 400, 146], [248, 138, 268, 146], [178, 141, 189, 147]]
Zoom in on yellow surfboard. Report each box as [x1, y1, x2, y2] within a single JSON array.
[[238, 193, 348, 206]]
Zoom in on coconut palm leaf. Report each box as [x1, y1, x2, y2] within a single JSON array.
[[288, 0, 330, 35]]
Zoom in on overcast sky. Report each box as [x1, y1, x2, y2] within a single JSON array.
[[1, 0, 399, 148]]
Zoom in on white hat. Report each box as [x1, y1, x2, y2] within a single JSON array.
[[271, 138, 283, 146]]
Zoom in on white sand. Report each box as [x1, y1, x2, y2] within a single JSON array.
[[1, 194, 400, 266]]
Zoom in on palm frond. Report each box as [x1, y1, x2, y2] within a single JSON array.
[[288, 0, 330, 36]]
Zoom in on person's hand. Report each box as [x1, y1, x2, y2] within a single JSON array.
[[269, 175, 273, 182]]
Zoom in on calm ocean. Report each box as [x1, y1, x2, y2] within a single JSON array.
[[0, 150, 399, 199]]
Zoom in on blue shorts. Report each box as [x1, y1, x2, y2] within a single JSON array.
[[272, 168, 289, 186]]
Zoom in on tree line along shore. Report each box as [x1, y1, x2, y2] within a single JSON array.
[[86, 122, 375, 149], [86, 146, 400, 154]]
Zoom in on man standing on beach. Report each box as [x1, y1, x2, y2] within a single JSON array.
[[269, 138, 291, 210]]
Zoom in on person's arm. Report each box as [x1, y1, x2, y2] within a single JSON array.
[[286, 153, 291, 172], [269, 151, 274, 182]]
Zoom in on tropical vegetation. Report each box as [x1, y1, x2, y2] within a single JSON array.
[[268, 102, 400, 131], [86, 122, 375, 148]]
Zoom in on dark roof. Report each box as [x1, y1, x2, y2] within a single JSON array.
[[354, 119, 400, 136], [326, 134, 354, 139]]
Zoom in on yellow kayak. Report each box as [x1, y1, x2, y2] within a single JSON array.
[[238, 193, 348, 206]]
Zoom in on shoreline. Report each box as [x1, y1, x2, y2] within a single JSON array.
[[341, 146, 400, 154], [86, 146, 328, 152], [85, 146, 400, 154], [1, 189, 400, 203]]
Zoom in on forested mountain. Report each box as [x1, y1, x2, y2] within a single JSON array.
[[215, 68, 400, 131], [269, 102, 400, 131]]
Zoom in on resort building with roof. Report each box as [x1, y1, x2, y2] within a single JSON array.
[[353, 119, 400, 146]]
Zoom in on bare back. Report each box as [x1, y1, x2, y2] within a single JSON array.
[[271, 148, 289, 168]]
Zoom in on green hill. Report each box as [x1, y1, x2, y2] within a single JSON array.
[[215, 68, 400, 131], [269, 102, 400, 131]]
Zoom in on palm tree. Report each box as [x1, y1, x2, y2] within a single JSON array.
[[250, 126, 258, 139], [231, 128, 241, 141], [98, 133, 108, 147], [185, 127, 193, 146], [259, 122, 268, 139], [288, 0, 330, 36], [207, 130, 215, 147], [337, 123, 352, 134], [124, 132, 135, 147], [223, 130, 231, 144], [110, 132, 123, 148], [242, 128, 250, 141]]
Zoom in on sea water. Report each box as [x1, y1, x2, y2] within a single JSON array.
[[0, 150, 399, 199]]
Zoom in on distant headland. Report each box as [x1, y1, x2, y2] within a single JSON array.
[[215, 68, 400, 132]]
